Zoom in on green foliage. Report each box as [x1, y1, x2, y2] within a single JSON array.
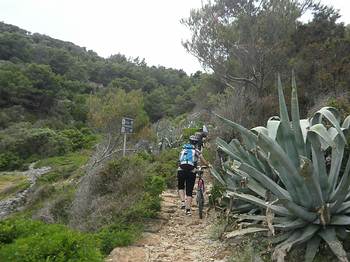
[[327, 97, 350, 120], [145, 175, 165, 197], [292, 7, 350, 99], [202, 147, 216, 164], [150, 148, 179, 188], [97, 221, 141, 255], [105, 154, 164, 220], [182, 127, 199, 140], [71, 152, 167, 232], [209, 217, 227, 240], [208, 181, 225, 207], [0, 218, 102, 261], [0, 152, 22, 171], [182, 0, 309, 95], [88, 89, 149, 133], [123, 193, 162, 221], [0, 21, 198, 124], [0, 122, 95, 171], [59, 128, 96, 151], [36, 151, 89, 183], [124, 174, 165, 221]]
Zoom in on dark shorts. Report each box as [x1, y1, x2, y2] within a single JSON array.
[[177, 169, 196, 197]]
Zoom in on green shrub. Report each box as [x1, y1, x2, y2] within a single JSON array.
[[0, 219, 102, 262], [151, 148, 179, 188], [202, 147, 216, 164], [0, 123, 96, 171], [50, 194, 74, 224], [124, 193, 161, 221], [136, 150, 154, 162], [182, 127, 199, 140], [145, 175, 165, 196], [97, 222, 141, 255], [0, 152, 23, 171], [208, 181, 225, 207], [0, 124, 71, 161], [328, 97, 350, 119], [36, 152, 89, 184], [59, 128, 96, 151]]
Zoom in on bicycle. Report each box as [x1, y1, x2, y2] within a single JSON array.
[[196, 166, 207, 219]]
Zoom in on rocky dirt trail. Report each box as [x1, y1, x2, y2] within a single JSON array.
[[106, 175, 232, 262]]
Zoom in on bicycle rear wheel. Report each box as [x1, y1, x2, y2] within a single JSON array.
[[197, 189, 204, 219]]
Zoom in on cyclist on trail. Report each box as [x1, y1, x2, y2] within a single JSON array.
[[194, 125, 208, 152], [177, 134, 209, 216]]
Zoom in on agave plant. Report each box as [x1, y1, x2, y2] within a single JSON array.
[[211, 74, 350, 262]]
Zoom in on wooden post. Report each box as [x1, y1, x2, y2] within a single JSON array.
[[123, 133, 127, 157]]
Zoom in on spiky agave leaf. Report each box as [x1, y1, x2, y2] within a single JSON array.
[[213, 75, 350, 261]]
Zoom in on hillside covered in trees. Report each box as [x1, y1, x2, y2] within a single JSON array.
[[0, 21, 205, 170]]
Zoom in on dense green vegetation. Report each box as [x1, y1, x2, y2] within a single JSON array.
[[0, 218, 103, 262], [0, 21, 202, 171], [0, 149, 174, 260]]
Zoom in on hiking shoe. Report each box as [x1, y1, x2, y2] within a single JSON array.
[[186, 209, 192, 216], [180, 201, 186, 209]]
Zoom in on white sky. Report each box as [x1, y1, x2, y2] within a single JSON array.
[[1, 0, 350, 74]]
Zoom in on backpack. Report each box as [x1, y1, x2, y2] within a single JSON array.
[[179, 144, 197, 170]]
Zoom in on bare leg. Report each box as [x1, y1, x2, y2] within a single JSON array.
[[179, 189, 185, 202], [186, 196, 192, 210]]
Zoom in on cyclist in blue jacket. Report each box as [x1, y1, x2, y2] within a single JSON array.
[[177, 135, 208, 216]]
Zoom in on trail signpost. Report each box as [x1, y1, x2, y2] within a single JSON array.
[[121, 117, 134, 156]]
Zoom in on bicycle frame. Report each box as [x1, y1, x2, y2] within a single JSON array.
[[197, 170, 205, 192]]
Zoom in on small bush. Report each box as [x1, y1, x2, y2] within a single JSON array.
[[328, 96, 350, 120], [97, 222, 141, 255], [0, 218, 102, 262], [182, 127, 199, 140], [209, 218, 227, 240], [50, 194, 74, 224], [145, 175, 165, 197], [0, 123, 96, 171], [0, 152, 23, 171], [124, 193, 161, 221], [151, 148, 179, 188], [59, 128, 96, 151], [209, 181, 225, 207], [36, 152, 89, 184]]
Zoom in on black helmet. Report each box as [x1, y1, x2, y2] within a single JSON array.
[[189, 135, 199, 145]]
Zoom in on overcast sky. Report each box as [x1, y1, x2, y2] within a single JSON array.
[[1, 0, 350, 74]]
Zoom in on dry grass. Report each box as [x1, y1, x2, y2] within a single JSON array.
[[0, 174, 29, 199], [69, 155, 146, 231]]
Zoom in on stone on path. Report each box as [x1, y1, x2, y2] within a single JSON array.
[[105, 247, 148, 262]]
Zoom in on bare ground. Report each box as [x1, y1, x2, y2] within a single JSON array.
[[106, 186, 232, 262]]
